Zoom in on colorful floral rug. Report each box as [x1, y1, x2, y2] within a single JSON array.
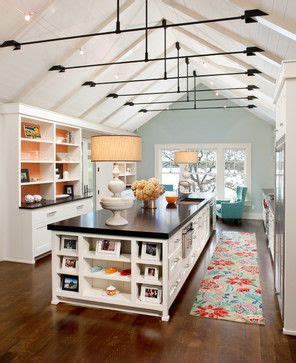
[[190, 231, 265, 325]]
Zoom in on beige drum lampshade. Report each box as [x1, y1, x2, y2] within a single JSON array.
[[174, 151, 198, 164], [91, 135, 142, 162]]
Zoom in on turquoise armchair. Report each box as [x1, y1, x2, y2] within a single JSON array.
[[216, 186, 248, 221]]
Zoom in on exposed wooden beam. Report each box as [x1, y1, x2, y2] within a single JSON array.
[[228, 0, 296, 42], [14, 0, 135, 102], [79, 43, 176, 119], [161, 0, 281, 68]]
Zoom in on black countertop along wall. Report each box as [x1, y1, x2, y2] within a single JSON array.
[[19, 194, 93, 210], [48, 194, 213, 239]]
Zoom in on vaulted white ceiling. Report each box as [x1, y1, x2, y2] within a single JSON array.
[[0, 0, 295, 131]]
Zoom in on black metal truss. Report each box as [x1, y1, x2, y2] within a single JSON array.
[[83, 69, 261, 87], [0, 7, 267, 50], [106, 85, 259, 98], [48, 47, 263, 73], [124, 95, 257, 106], [138, 104, 257, 112]]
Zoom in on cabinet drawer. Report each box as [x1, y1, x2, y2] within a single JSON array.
[[168, 231, 182, 255], [32, 198, 93, 226], [169, 270, 182, 299], [33, 224, 51, 257], [168, 244, 182, 279]]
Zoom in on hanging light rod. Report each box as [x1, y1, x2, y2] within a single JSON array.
[[106, 85, 259, 98], [0, 9, 267, 50], [82, 69, 261, 87], [138, 104, 257, 113], [124, 96, 257, 106], [48, 46, 263, 72]]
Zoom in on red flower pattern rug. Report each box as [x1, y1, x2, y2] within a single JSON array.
[[190, 231, 265, 325]]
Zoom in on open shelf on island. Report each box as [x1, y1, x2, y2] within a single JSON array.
[[135, 299, 163, 311], [83, 269, 131, 282], [56, 289, 80, 298], [136, 258, 162, 266], [82, 288, 132, 306], [83, 250, 131, 263], [57, 251, 78, 257], [136, 276, 163, 286], [57, 269, 79, 276]]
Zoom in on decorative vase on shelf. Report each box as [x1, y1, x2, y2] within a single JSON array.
[[131, 177, 165, 210]]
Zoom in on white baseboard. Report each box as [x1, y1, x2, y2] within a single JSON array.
[[3, 257, 35, 264], [283, 328, 296, 336], [243, 212, 262, 220]]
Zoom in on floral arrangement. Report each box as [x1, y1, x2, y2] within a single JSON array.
[[131, 177, 165, 202]]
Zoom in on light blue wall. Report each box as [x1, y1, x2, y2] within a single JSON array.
[[136, 90, 275, 215]]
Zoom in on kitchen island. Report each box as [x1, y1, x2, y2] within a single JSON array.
[[48, 194, 215, 321]]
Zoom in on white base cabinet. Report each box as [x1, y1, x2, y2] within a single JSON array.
[[51, 203, 212, 321], [6, 198, 93, 264]]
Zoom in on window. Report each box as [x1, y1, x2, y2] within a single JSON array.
[[224, 149, 247, 200], [155, 144, 251, 200]]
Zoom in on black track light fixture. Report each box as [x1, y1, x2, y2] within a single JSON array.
[[244, 9, 268, 23]]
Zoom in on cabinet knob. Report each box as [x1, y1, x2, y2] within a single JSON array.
[[174, 238, 180, 243], [174, 257, 180, 263]]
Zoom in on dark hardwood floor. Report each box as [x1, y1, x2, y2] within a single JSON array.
[[0, 220, 295, 363]]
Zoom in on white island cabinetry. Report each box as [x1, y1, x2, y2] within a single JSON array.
[[50, 201, 213, 321]]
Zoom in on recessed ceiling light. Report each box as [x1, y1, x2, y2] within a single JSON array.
[[24, 13, 31, 21], [215, 91, 219, 96], [79, 48, 84, 55], [210, 81, 214, 86], [114, 74, 119, 79], [202, 60, 207, 68]]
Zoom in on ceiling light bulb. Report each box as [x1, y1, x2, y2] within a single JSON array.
[[114, 74, 119, 80], [79, 48, 84, 55], [24, 13, 31, 21], [210, 81, 214, 86], [215, 91, 219, 96], [224, 105, 227, 109], [202, 60, 207, 68]]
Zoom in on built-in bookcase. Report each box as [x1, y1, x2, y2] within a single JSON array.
[[19, 116, 82, 205], [117, 162, 137, 187]]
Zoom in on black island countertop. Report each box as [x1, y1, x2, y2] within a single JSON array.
[[19, 194, 93, 209], [48, 193, 214, 239]]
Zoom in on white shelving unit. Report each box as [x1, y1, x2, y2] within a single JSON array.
[[51, 203, 213, 320], [19, 116, 82, 204], [116, 162, 137, 187]]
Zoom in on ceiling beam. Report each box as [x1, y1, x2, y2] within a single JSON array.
[[228, 0, 296, 42], [79, 43, 176, 119], [14, 0, 135, 102], [161, 0, 281, 69]]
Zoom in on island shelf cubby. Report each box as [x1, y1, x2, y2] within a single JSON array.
[[50, 201, 212, 321]]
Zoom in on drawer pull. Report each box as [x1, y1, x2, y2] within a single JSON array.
[[76, 205, 84, 210], [47, 211, 57, 217], [174, 238, 180, 243]]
